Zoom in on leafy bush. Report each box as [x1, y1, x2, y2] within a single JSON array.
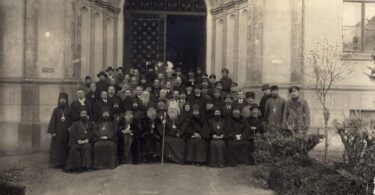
[[253, 124, 323, 164], [0, 167, 25, 195], [267, 156, 366, 195], [333, 113, 375, 193]]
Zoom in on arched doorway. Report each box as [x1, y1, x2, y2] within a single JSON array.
[[123, 0, 207, 72]]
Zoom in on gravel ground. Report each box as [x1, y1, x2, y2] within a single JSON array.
[[0, 152, 275, 195]]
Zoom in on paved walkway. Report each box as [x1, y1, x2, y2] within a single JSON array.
[[0, 153, 275, 195]]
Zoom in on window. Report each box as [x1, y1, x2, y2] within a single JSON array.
[[343, 0, 375, 52]]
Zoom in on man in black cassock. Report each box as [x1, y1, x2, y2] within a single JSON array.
[[212, 88, 223, 106], [65, 108, 93, 171], [48, 93, 72, 168], [226, 106, 253, 166], [185, 104, 209, 166], [70, 88, 92, 121], [119, 109, 142, 164], [205, 107, 227, 167], [246, 104, 265, 163], [163, 107, 186, 164], [140, 107, 162, 163], [93, 106, 118, 169], [259, 84, 271, 120]]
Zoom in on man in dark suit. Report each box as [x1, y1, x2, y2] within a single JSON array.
[[70, 87, 93, 122]]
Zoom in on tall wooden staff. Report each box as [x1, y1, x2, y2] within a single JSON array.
[[161, 111, 166, 166], [161, 12, 168, 166]]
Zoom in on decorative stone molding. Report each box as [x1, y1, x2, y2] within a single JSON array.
[[210, 0, 248, 15], [87, 0, 121, 14]]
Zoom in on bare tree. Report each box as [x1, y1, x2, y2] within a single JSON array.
[[307, 39, 352, 162]]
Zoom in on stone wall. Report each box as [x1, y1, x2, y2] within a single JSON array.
[[0, 0, 121, 155], [209, 0, 254, 86], [303, 0, 375, 127]]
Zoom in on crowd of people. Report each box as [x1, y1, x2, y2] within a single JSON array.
[[48, 64, 311, 172]]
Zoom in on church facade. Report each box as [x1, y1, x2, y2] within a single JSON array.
[[0, 0, 374, 154]]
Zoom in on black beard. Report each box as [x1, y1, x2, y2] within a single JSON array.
[[81, 117, 88, 122]]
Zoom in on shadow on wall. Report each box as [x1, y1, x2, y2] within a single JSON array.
[[0, 6, 4, 70]]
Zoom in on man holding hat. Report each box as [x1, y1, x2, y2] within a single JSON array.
[[283, 86, 310, 133], [264, 85, 286, 126]]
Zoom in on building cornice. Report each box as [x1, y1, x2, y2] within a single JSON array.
[[87, 0, 121, 14], [242, 83, 375, 92], [210, 0, 248, 15], [0, 78, 80, 85]]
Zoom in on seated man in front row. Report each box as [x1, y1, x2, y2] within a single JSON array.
[[185, 104, 210, 166], [93, 106, 118, 169], [65, 107, 93, 172], [226, 106, 253, 166], [205, 107, 228, 168]]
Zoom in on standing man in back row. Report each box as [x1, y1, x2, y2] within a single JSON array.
[[283, 86, 310, 133], [259, 84, 271, 120], [264, 85, 286, 126], [220, 68, 232, 94]]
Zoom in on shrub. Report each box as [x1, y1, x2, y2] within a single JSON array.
[[0, 167, 25, 195], [333, 113, 375, 191], [267, 156, 367, 195], [253, 124, 323, 164]]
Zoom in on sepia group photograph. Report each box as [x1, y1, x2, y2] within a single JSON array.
[[0, 0, 374, 194]]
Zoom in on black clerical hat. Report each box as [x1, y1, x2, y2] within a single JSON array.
[[97, 71, 108, 78], [288, 86, 300, 93], [270, 85, 279, 91], [246, 92, 255, 99], [106, 66, 114, 71], [262, 84, 270, 91]]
